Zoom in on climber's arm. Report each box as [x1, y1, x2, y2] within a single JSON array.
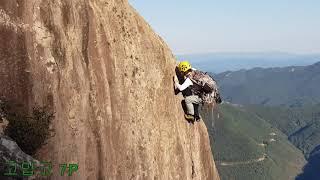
[[175, 78, 193, 91]]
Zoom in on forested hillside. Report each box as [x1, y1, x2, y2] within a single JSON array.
[[203, 103, 306, 180], [246, 105, 320, 179], [215, 62, 320, 106], [211, 61, 320, 179]]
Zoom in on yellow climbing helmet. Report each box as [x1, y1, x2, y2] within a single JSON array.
[[178, 61, 192, 73]]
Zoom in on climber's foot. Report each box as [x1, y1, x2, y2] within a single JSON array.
[[184, 114, 195, 123], [195, 115, 201, 122], [184, 114, 194, 120]]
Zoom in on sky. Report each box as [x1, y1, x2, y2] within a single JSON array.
[[129, 0, 320, 55]]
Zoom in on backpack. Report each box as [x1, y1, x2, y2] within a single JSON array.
[[189, 70, 222, 105]]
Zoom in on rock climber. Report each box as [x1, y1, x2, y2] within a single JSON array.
[[174, 61, 202, 122]]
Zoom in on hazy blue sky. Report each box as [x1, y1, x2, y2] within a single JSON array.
[[129, 0, 320, 55]]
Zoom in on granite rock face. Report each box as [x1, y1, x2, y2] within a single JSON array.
[[0, 0, 220, 179]]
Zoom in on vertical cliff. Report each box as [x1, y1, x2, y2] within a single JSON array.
[[0, 0, 220, 179]]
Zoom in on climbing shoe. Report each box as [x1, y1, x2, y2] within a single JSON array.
[[184, 114, 195, 121]]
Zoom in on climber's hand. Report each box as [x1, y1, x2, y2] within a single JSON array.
[[173, 76, 180, 95]]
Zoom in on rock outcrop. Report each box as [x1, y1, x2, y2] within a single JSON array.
[[0, 135, 39, 180], [0, 0, 220, 179]]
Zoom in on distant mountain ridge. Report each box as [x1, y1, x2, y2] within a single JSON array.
[[178, 52, 320, 73], [215, 61, 320, 106]]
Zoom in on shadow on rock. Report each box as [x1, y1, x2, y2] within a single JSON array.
[[296, 149, 320, 180]]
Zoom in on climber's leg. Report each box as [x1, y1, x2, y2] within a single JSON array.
[[185, 95, 202, 115], [193, 103, 202, 121]]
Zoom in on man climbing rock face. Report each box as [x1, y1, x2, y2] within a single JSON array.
[[174, 61, 202, 122]]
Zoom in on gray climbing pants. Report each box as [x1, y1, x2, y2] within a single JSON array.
[[185, 95, 202, 115]]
